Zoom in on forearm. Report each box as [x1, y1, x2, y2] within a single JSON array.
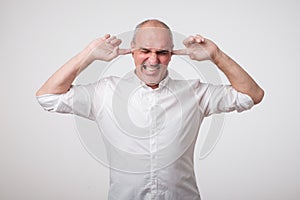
[[36, 46, 94, 96], [212, 49, 264, 104]]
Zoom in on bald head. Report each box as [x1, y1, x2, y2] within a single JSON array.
[[135, 19, 171, 29], [131, 19, 174, 47]]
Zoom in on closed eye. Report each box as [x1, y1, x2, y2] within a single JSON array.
[[139, 48, 170, 55], [139, 48, 150, 53], [157, 50, 170, 55]]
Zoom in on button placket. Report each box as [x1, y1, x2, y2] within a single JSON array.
[[149, 91, 158, 199]]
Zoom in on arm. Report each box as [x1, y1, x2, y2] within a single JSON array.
[[36, 34, 131, 96], [212, 48, 264, 104], [172, 35, 264, 104]]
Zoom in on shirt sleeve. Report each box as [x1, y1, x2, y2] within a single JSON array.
[[36, 79, 107, 121], [194, 81, 254, 116]]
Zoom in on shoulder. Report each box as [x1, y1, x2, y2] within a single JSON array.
[[91, 76, 121, 89], [168, 78, 209, 90]]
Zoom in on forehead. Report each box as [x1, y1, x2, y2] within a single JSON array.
[[134, 27, 173, 49]]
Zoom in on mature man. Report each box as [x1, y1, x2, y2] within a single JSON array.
[[36, 19, 264, 200]]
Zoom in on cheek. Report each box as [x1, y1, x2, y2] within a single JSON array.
[[159, 56, 171, 65], [133, 54, 149, 65]]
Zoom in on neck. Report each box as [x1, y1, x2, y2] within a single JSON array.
[[147, 84, 159, 89]]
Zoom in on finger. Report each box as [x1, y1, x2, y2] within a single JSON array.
[[102, 34, 110, 40], [118, 48, 132, 55], [195, 34, 205, 43], [183, 36, 195, 46], [110, 38, 122, 46], [95, 34, 110, 42], [172, 49, 188, 55], [106, 35, 116, 43], [130, 47, 139, 52]]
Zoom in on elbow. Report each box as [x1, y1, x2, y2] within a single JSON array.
[[253, 88, 265, 105], [36, 84, 49, 96], [36, 86, 70, 97], [36, 87, 49, 97], [36, 92, 61, 112], [36, 88, 43, 97]]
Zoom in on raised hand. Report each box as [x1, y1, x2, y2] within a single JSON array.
[[36, 34, 131, 95], [88, 34, 131, 62], [172, 34, 219, 62]]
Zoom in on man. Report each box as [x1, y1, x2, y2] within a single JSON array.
[[36, 19, 264, 200]]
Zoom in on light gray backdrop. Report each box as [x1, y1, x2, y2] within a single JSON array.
[[1, 0, 299, 199]]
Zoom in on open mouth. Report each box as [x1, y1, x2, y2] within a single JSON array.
[[141, 64, 161, 75], [137, 63, 167, 86]]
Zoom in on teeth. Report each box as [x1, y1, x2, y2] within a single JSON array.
[[142, 64, 160, 71], [148, 68, 157, 71]]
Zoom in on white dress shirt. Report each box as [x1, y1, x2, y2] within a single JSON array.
[[37, 71, 254, 200]]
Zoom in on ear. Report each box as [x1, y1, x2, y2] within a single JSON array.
[[170, 45, 175, 58], [130, 42, 135, 57]]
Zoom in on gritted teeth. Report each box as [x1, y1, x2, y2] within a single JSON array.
[[142, 64, 161, 70], [147, 67, 158, 72]]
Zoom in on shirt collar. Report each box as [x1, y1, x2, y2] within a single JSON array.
[[131, 70, 170, 90]]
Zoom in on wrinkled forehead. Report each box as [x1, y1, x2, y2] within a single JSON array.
[[132, 27, 174, 50]]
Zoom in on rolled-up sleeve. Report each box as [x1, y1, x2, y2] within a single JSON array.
[[36, 79, 107, 121], [194, 82, 254, 116], [36, 93, 62, 112]]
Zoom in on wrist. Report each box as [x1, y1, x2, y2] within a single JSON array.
[[82, 44, 97, 65], [71, 46, 95, 76], [211, 48, 224, 65]]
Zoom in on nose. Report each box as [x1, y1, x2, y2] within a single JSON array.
[[148, 52, 159, 65]]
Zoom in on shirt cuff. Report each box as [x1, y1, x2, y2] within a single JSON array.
[[36, 94, 61, 112], [236, 92, 255, 112]]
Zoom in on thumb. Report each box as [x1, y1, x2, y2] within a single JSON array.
[[118, 48, 132, 55], [172, 49, 188, 55]]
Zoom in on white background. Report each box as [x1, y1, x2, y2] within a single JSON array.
[[1, 0, 299, 199]]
